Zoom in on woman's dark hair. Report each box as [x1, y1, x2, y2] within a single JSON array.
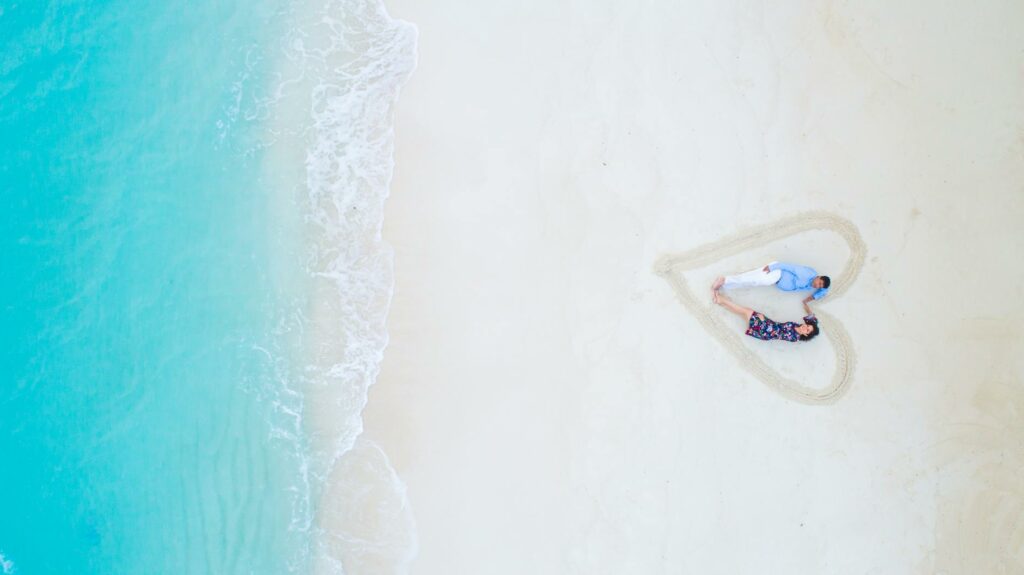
[[820, 276, 831, 288], [799, 323, 820, 341]]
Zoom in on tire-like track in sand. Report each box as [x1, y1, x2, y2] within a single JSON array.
[[654, 212, 866, 405]]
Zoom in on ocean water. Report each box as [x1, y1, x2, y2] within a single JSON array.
[[0, 1, 416, 573]]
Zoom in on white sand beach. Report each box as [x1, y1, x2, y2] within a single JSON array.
[[364, 1, 1024, 572]]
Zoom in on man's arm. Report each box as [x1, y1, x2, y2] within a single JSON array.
[[803, 300, 813, 315], [769, 262, 816, 276]]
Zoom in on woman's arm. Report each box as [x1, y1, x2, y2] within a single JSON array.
[[715, 293, 754, 321], [803, 301, 812, 316]]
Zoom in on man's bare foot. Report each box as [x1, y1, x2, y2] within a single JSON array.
[[712, 276, 725, 290]]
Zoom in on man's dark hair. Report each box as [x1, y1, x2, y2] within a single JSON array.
[[820, 276, 831, 289], [799, 323, 820, 342]]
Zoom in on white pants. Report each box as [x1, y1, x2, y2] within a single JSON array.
[[722, 265, 781, 290]]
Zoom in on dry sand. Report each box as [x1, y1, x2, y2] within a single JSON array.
[[363, 1, 1024, 573]]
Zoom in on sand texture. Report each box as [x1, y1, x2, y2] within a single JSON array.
[[365, 0, 1024, 572]]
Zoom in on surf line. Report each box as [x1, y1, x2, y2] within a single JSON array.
[[654, 211, 866, 405]]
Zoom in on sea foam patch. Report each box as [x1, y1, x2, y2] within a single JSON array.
[[256, 0, 419, 572]]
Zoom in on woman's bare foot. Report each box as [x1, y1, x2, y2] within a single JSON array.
[[712, 290, 720, 304], [712, 276, 725, 290]]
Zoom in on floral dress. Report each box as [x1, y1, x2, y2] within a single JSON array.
[[746, 312, 817, 342]]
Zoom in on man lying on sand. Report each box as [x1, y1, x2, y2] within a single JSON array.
[[712, 261, 831, 303], [713, 291, 820, 343]]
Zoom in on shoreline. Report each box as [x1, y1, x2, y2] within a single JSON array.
[[262, 0, 419, 571]]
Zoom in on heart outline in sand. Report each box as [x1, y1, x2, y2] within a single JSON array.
[[654, 211, 866, 405]]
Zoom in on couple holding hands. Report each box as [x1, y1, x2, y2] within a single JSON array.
[[711, 262, 831, 343]]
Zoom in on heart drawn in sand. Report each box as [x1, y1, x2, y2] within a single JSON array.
[[654, 211, 866, 405]]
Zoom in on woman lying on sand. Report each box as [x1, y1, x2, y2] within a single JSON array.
[[712, 291, 820, 342]]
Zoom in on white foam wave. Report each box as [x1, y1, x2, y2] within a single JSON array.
[[0, 551, 14, 575], [255, 0, 418, 572]]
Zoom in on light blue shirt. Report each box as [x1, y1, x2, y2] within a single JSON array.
[[769, 262, 828, 299]]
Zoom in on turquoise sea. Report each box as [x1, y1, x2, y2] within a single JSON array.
[[0, 1, 416, 573]]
